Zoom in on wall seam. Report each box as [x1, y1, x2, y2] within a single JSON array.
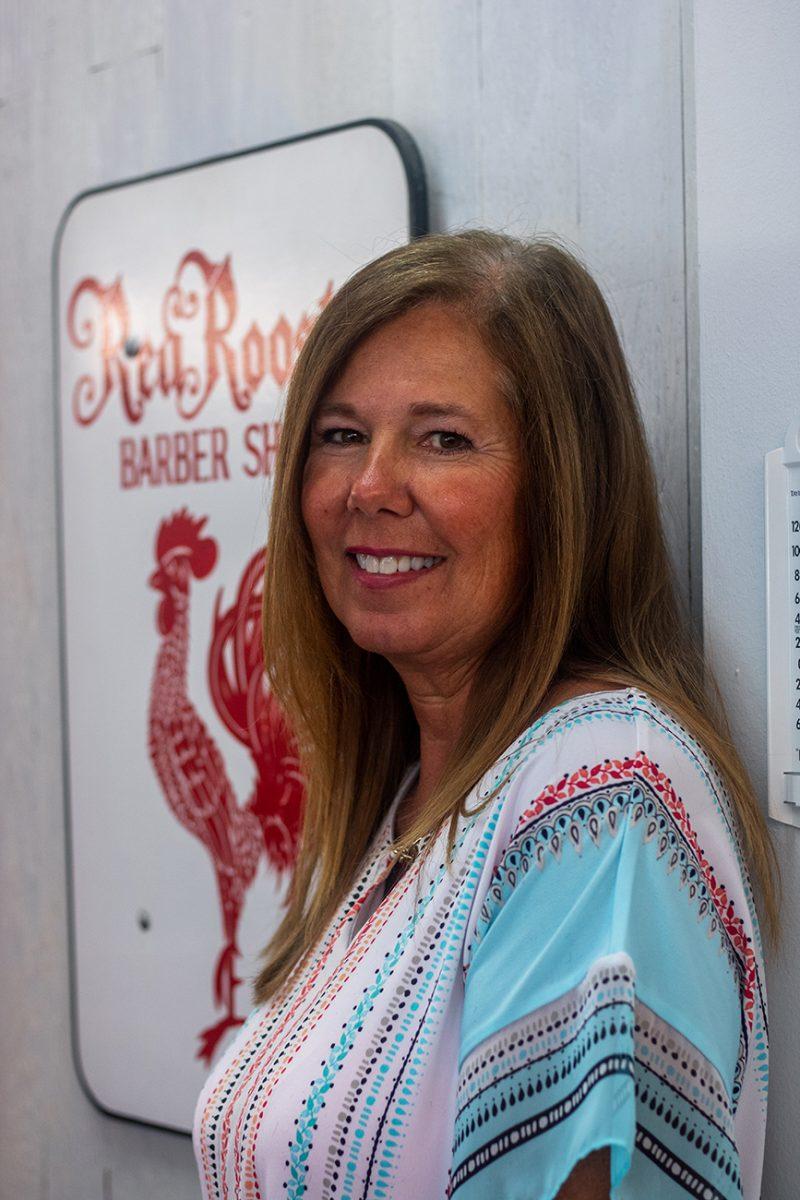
[[679, 0, 704, 648]]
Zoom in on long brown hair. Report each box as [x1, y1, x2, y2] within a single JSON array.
[[252, 229, 780, 1006]]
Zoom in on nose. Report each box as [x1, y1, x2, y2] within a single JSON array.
[[346, 445, 413, 517]]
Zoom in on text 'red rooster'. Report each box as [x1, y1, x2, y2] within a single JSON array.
[[148, 509, 304, 1064]]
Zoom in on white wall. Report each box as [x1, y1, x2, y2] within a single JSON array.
[[692, 2, 800, 1195], [0, 2, 690, 1196]]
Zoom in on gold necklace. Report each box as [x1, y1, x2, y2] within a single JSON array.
[[392, 842, 421, 864], [391, 778, 427, 863]]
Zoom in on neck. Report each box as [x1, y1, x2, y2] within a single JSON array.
[[392, 658, 477, 826], [153, 591, 190, 695], [391, 664, 586, 836]]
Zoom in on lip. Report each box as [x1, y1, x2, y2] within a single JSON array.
[[345, 545, 445, 558], [345, 553, 445, 590]]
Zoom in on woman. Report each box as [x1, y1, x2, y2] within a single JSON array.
[[193, 231, 776, 1199]]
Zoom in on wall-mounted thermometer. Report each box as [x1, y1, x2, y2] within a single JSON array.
[[766, 420, 800, 828]]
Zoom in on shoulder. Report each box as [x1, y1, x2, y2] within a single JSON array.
[[480, 685, 742, 867], [468, 686, 765, 1044], [465, 684, 763, 995], [456, 685, 768, 1199]]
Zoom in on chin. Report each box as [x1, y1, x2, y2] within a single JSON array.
[[343, 618, 425, 660]]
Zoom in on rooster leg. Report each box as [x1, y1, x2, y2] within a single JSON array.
[[213, 939, 243, 1009], [196, 940, 245, 1066], [196, 1011, 245, 1067]]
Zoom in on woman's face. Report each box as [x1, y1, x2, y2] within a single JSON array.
[[301, 303, 522, 679]]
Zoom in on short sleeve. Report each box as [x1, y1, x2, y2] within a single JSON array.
[[448, 704, 755, 1200]]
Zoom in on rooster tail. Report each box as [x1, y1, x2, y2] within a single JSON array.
[[207, 548, 267, 747]]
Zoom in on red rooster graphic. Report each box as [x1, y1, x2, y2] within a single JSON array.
[[148, 509, 303, 1064]]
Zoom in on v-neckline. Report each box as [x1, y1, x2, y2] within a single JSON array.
[[345, 763, 421, 946], [388, 761, 421, 842]]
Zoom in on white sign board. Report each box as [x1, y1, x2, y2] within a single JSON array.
[[54, 120, 427, 1132]]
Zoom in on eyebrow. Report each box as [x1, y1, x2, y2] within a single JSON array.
[[314, 400, 476, 420]]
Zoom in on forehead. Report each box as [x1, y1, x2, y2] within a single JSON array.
[[319, 303, 508, 421]]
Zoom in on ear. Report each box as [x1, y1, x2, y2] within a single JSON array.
[[191, 537, 218, 580]]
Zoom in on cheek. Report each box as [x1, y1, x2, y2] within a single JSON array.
[[438, 471, 519, 560], [299, 486, 318, 545], [300, 468, 337, 550], [301, 489, 337, 599]]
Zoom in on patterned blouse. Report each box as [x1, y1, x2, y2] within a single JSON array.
[[193, 687, 768, 1199]]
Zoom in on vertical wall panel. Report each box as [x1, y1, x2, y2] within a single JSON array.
[[477, 0, 688, 576], [692, 2, 800, 1195]]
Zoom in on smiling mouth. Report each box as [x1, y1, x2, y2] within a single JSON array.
[[346, 552, 445, 576]]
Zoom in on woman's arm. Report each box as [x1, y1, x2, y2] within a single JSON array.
[[554, 1147, 610, 1199]]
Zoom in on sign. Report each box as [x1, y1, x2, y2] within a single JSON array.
[[54, 120, 427, 1131]]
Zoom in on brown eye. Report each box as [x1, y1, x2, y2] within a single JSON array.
[[428, 430, 473, 453], [321, 428, 364, 445]]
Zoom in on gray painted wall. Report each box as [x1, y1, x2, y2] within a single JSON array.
[[692, 2, 800, 1196], [1, 2, 692, 1196]]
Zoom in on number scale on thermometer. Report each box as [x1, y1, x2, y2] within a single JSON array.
[[790, 489, 800, 772]]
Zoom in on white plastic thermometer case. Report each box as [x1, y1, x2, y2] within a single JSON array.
[[765, 420, 800, 827]]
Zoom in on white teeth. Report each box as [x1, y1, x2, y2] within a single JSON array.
[[354, 553, 442, 575]]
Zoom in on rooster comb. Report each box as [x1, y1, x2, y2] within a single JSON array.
[[155, 508, 212, 559]]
